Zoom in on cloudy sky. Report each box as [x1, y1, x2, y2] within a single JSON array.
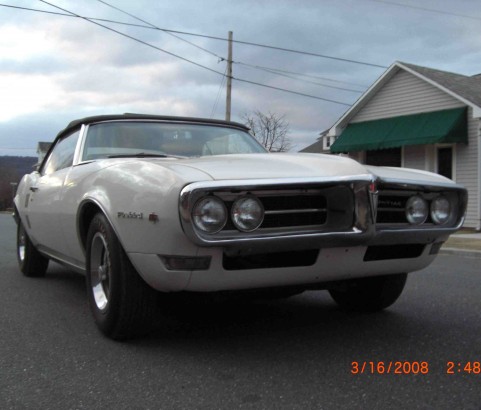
[[1, 0, 480, 156]]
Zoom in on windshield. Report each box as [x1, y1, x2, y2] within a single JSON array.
[[82, 121, 266, 161]]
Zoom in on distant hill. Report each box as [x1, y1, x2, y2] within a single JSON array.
[[0, 156, 37, 178], [0, 156, 37, 210]]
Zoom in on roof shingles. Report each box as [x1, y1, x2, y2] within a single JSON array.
[[401, 62, 481, 109]]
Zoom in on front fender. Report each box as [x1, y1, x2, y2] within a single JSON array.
[[74, 161, 205, 257]]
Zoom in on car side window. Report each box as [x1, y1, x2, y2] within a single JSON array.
[[42, 130, 80, 176]]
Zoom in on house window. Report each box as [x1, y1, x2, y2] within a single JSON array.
[[365, 148, 402, 167], [323, 136, 335, 151], [436, 146, 454, 180]]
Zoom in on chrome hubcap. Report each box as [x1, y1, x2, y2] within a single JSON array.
[[18, 225, 26, 262], [90, 232, 111, 311]]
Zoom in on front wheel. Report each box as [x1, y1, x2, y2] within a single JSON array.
[[328, 273, 408, 312], [86, 213, 158, 340], [17, 220, 49, 277]]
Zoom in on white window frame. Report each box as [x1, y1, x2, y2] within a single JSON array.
[[323, 135, 335, 151]]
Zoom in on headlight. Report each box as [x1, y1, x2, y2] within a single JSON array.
[[231, 196, 264, 232], [431, 196, 451, 225], [192, 196, 227, 233], [405, 195, 428, 225]]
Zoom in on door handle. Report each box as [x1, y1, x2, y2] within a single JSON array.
[[29, 186, 39, 192]]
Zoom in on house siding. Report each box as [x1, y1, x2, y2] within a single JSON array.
[[455, 107, 479, 229], [345, 69, 479, 228], [403, 145, 426, 170], [351, 70, 465, 122]]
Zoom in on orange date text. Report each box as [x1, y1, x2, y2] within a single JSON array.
[[351, 361, 429, 375]]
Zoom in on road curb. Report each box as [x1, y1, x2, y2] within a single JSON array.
[[440, 247, 481, 259]]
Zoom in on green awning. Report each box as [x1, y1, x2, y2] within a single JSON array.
[[330, 107, 467, 153]]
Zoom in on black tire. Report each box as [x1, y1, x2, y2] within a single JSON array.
[[328, 273, 408, 312], [85, 213, 158, 340], [17, 220, 49, 277]]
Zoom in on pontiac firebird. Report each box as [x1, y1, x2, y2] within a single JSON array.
[[13, 114, 467, 339]]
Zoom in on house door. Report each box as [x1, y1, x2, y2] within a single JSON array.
[[436, 146, 454, 180]]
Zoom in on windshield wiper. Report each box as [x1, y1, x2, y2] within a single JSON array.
[[107, 153, 172, 158]]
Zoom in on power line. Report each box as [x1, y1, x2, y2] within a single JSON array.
[[0, 3, 387, 69], [95, 0, 385, 70], [98, 0, 368, 91], [37, 0, 226, 77], [32, 1, 353, 106], [211, 67, 228, 118], [94, 1, 361, 98], [232, 40, 387, 69], [233, 78, 351, 106], [248, 66, 369, 88], [95, 0, 387, 69], [236, 62, 364, 93], [95, 0, 224, 60], [99, 0, 369, 90], [5, 0, 368, 91], [364, 0, 481, 21], [0, 3, 147, 25]]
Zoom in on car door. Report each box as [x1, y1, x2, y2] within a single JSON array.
[[27, 130, 81, 258]]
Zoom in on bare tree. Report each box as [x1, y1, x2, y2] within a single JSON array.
[[243, 110, 291, 152]]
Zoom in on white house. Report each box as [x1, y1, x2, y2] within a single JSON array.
[[303, 62, 481, 229], [36, 142, 51, 164]]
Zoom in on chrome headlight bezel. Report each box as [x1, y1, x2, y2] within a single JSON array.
[[192, 196, 227, 234], [405, 195, 428, 225], [231, 195, 264, 232]]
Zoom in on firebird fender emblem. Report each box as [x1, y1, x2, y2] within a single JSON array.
[[117, 211, 144, 219], [148, 213, 159, 223]]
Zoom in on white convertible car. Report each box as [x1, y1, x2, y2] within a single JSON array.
[[14, 114, 467, 339]]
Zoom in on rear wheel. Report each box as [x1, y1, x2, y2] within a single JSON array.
[[86, 213, 158, 340], [329, 273, 408, 312], [17, 221, 49, 277]]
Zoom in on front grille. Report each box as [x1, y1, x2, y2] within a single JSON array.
[[216, 185, 354, 234], [261, 194, 327, 227], [376, 190, 436, 225], [377, 194, 409, 224], [376, 188, 461, 227], [222, 191, 327, 230]]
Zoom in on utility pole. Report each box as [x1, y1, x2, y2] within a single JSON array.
[[225, 31, 233, 122]]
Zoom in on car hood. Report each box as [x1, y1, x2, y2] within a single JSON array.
[[162, 153, 370, 181], [366, 165, 456, 186]]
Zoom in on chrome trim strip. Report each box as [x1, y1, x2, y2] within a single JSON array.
[[37, 244, 86, 274], [77, 123, 90, 164], [181, 175, 374, 194], [76, 197, 121, 256], [378, 177, 466, 191], [72, 124, 87, 166], [264, 208, 326, 215]]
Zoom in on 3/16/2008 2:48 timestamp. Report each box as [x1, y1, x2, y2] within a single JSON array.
[[351, 361, 481, 375]]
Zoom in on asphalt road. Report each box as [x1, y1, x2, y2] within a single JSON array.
[[1, 214, 480, 410]]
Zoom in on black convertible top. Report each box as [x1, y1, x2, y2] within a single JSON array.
[[56, 113, 249, 139]]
